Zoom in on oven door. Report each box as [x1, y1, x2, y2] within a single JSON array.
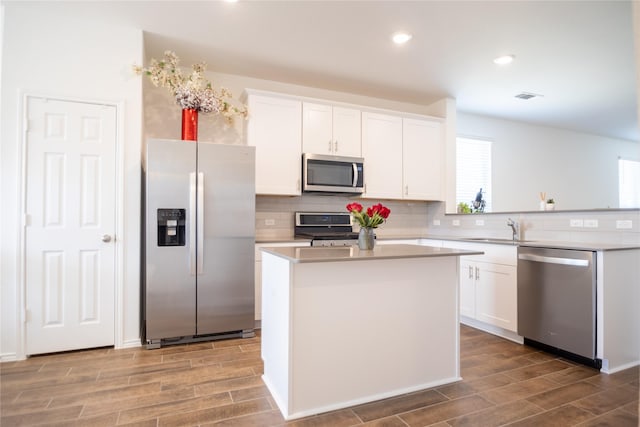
[[303, 153, 364, 193]]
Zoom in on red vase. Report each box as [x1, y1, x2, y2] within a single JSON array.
[[181, 109, 198, 141]]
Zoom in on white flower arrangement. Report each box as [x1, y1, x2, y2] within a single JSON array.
[[134, 51, 247, 123]]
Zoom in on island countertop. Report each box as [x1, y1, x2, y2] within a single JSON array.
[[260, 244, 483, 263]]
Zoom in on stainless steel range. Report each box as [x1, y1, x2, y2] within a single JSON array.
[[294, 212, 360, 247]]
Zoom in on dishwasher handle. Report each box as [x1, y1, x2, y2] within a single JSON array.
[[518, 253, 589, 267]]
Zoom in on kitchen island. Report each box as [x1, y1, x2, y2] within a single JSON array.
[[260, 244, 483, 420]]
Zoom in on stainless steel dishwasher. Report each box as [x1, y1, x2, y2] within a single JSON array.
[[517, 246, 600, 368]]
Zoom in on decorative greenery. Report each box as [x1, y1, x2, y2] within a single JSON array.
[[457, 202, 471, 214], [133, 50, 247, 123], [346, 203, 391, 228]]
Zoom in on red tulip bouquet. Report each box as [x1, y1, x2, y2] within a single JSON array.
[[346, 202, 391, 228]]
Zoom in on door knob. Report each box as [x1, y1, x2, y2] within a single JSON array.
[[102, 234, 112, 243]]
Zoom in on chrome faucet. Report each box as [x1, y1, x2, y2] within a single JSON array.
[[507, 218, 519, 241]]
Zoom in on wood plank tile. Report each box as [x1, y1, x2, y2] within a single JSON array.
[[572, 383, 639, 415], [98, 359, 191, 380], [503, 359, 573, 382], [81, 385, 196, 418], [350, 389, 449, 422], [43, 412, 119, 427], [506, 404, 594, 426], [0, 404, 83, 426], [358, 415, 410, 427], [525, 381, 602, 410], [398, 395, 494, 426], [195, 374, 265, 396], [230, 385, 271, 402], [49, 382, 162, 408], [577, 408, 639, 427], [0, 397, 52, 416], [161, 346, 241, 363], [157, 397, 272, 426], [436, 373, 516, 400], [479, 377, 560, 405], [284, 409, 361, 427], [584, 366, 639, 388], [447, 399, 543, 427], [15, 376, 131, 402], [200, 409, 286, 426], [544, 365, 600, 385], [117, 391, 232, 425]]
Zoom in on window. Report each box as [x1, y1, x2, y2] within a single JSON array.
[[456, 137, 492, 212], [619, 158, 640, 208]]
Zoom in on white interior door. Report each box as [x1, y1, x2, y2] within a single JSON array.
[[24, 97, 117, 355]]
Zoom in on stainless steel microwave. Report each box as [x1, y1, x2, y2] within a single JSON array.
[[302, 153, 364, 194]]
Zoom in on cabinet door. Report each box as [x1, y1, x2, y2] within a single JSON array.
[[302, 102, 333, 154], [246, 95, 302, 195], [332, 106, 361, 157], [361, 112, 403, 199], [402, 118, 444, 200], [475, 262, 517, 332], [459, 258, 476, 319]]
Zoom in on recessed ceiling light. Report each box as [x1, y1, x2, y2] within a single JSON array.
[[392, 32, 413, 45], [493, 55, 515, 65]]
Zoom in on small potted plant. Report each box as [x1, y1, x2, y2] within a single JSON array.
[[546, 198, 555, 211], [457, 202, 471, 214]]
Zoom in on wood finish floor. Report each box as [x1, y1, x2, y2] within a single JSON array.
[[1, 325, 638, 426]]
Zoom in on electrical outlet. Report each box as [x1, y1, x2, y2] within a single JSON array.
[[433, 219, 441, 226], [570, 219, 583, 227], [475, 219, 485, 226], [584, 219, 599, 228], [264, 219, 276, 226], [452, 219, 460, 226], [616, 220, 632, 229]]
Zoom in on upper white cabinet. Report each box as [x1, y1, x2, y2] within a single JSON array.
[[402, 118, 444, 201], [361, 112, 403, 199], [245, 93, 302, 195], [302, 102, 361, 157]]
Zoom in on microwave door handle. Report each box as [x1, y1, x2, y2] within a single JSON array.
[[352, 163, 358, 187]]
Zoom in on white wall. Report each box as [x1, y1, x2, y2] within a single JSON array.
[[1, 3, 143, 359], [457, 112, 639, 212]]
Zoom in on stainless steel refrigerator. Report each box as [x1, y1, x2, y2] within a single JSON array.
[[144, 139, 255, 348]]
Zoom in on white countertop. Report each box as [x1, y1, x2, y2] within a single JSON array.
[[260, 244, 483, 263]]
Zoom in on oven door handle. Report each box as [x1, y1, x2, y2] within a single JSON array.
[[518, 253, 589, 267]]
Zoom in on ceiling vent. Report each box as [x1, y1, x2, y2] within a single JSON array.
[[514, 92, 542, 100]]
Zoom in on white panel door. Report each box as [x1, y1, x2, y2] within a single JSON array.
[[25, 97, 117, 355]]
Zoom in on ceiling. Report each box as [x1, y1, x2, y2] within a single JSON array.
[[37, 0, 639, 141]]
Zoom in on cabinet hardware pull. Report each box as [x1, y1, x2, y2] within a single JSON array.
[[475, 266, 480, 280], [468, 265, 473, 279], [328, 140, 332, 152]]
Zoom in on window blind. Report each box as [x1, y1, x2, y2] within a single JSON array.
[[456, 137, 492, 212]]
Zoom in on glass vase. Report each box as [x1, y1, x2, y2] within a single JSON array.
[[358, 227, 376, 250], [181, 108, 198, 141]]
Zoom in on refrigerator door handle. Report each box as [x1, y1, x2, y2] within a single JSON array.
[[197, 172, 205, 275], [189, 172, 197, 275]]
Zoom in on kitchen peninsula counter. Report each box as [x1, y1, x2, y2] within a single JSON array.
[[260, 244, 482, 420]]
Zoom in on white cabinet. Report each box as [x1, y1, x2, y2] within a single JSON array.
[[402, 118, 444, 201], [361, 112, 403, 199], [245, 93, 302, 195], [362, 112, 445, 201], [459, 259, 517, 331], [255, 241, 310, 322], [303, 102, 361, 157], [441, 241, 518, 334]]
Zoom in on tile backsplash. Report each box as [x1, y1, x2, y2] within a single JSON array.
[[256, 195, 429, 241], [257, 195, 639, 245]]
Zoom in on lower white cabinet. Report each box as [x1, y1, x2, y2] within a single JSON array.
[[459, 258, 517, 332], [255, 241, 311, 322], [439, 241, 518, 335]]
